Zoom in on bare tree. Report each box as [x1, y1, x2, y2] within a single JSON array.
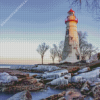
[[50, 48, 57, 63], [37, 43, 49, 64], [69, 0, 100, 19], [53, 41, 64, 62], [78, 31, 98, 60]]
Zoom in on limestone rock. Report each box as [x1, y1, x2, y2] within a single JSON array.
[[65, 89, 84, 100], [7, 90, 32, 100], [81, 81, 91, 94], [92, 85, 100, 99]]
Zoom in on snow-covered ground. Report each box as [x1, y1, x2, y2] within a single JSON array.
[[0, 72, 18, 83]]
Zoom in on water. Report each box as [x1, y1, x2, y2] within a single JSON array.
[[0, 92, 15, 100], [0, 87, 64, 100]]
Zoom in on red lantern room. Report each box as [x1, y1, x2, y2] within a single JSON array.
[[65, 9, 78, 23]]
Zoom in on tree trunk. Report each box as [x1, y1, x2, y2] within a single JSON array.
[[52, 58, 54, 64], [41, 56, 43, 64]]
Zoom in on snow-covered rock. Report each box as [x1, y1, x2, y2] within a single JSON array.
[[0, 72, 18, 83], [42, 69, 68, 80]]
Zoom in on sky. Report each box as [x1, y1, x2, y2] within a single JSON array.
[[0, 0, 100, 65]]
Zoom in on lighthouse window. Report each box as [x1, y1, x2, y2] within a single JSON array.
[[66, 30, 69, 35], [77, 55, 80, 60]]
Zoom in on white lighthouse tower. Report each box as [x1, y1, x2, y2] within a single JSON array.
[[61, 9, 81, 63]]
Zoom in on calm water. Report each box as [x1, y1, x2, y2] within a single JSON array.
[[0, 87, 64, 100]]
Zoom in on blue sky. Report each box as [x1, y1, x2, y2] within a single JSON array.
[[0, 0, 100, 64]]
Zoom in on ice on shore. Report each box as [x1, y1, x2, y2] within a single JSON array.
[[10, 65, 59, 71], [0, 72, 18, 83], [42, 69, 68, 80], [33, 65, 60, 71], [78, 67, 89, 73], [72, 69, 100, 83], [47, 74, 71, 85], [10, 64, 37, 70]]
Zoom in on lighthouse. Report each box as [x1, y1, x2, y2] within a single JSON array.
[[61, 9, 81, 63]]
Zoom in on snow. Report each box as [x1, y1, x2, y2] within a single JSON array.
[[0, 72, 18, 83], [42, 69, 68, 80]]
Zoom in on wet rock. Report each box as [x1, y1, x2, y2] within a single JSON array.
[[42, 91, 66, 100], [58, 97, 66, 100], [92, 85, 100, 100], [7, 90, 32, 100], [65, 89, 84, 100], [81, 81, 91, 94], [1, 76, 45, 93]]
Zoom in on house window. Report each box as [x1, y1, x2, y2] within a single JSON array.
[[66, 29, 69, 35]]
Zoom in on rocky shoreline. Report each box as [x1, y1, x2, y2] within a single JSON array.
[[1, 61, 100, 100]]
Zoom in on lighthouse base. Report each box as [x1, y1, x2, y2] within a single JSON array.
[[60, 49, 81, 63]]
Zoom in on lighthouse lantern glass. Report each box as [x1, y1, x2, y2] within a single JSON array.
[[68, 12, 74, 16]]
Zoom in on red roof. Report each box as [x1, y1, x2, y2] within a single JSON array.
[[68, 9, 75, 13]]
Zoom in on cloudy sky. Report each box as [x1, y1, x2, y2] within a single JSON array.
[[0, 0, 100, 64]]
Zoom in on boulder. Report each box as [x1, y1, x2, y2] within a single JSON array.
[[65, 89, 84, 100], [7, 91, 32, 100], [92, 85, 100, 99], [81, 81, 91, 94]]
